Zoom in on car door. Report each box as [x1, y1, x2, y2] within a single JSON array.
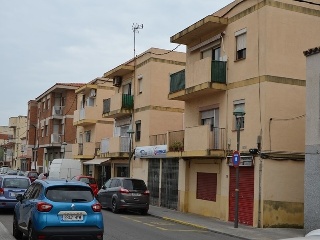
[[17, 183, 36, 231], [106, 179, 119, 208], [97, 179, 111, 207]]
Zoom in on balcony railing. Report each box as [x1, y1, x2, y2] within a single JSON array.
[[168, 130, 185, 151], [100, 136, 130, 154], [150, 133, 167, 146], [211, 60, 226, 83], [122, 94, 134, 109], [51, 133, 61, 144], [52, 106, 64, 116], [170, 69, 185, 93], [78, 143, 83, 155]]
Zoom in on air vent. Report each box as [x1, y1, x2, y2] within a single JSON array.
[[113, 76, 122, 87]]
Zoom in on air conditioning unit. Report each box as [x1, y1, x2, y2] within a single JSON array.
[[90, 89, 96, 97], [113, 76, 122, 87]]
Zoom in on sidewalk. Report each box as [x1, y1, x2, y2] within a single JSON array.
[[148, 205, 305, 240]]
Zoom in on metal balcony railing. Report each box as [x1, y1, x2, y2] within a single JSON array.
[[78, 143, 83, 155], [122, 94, 134, 109], [51, 133, 61, 144], [170, 69, 185, 93], [52, 106, 64, 116], [150, 133, 167, 146], [211, 60, 227, 84]]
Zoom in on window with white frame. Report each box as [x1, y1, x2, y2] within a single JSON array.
[[235, 28, 247, 60], [201, 108, 219, 131], [201, 47, 221, 61], [123, 83, 132, 95], [85, 130, 91, 142], [233, 100, 245, 129]]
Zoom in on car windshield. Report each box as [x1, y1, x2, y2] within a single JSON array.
[[79, 177, 96, 184], [46, 186, 94, 202], [28, 172, 38, 177], [3, 178, 30, 188], [123, 179, 147, 191]]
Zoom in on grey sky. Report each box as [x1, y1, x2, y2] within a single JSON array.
[[0, 0, 233, 126]]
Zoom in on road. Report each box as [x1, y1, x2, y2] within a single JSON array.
[[0, 209, 239, 240]]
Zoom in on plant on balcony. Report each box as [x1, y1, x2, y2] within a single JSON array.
[[169, 141, 184, 152]]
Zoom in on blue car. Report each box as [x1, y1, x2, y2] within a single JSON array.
[[0, 175, 31, 209], [13, 179, 104, 240]]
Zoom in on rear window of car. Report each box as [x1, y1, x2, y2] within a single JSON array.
[[46, 186, 94, 202], [28, 172, 38, 177], [123, 179, 147, 191], [3, 178, 30, 188], [79, 177, 96, 184]]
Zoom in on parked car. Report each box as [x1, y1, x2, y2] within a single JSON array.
[[0, 175, 31, 209], [24, 171, 39, 182], [38, 172, 48, 180], [0, 166, 11, 174], [96, 177, 149, 215], [71, 175, 99, 196], [13, 179, 104, 240]]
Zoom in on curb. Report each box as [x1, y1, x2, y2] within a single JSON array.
[[0, 222, 15, 240], [149, 214, 249, 240]]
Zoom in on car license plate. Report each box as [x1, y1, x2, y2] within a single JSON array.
[[131, 193, 141, 196], [62, 214, 83, 221], [10, 192, 19, 197]]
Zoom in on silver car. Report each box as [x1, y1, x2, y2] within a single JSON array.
[[96, 177, 150, 215]]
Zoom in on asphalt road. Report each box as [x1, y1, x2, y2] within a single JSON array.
[[0, 208, 239, 240]]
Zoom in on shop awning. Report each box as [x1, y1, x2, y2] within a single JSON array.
[[83, 158, 110, 165]]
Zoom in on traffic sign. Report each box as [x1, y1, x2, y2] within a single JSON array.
[[232, 151, 240, 168]]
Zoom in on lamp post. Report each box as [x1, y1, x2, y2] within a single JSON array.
[[233, 106, 245, 228], [127, 128, 135, 178]]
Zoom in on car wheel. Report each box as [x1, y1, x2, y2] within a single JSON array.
[[28, 224, 35, 240], [12, 215, 23, 239], [111, 199, 119, 213], [140, 209, 148, 215]]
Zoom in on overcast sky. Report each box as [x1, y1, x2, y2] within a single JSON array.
[[0, 0, 233, 126]]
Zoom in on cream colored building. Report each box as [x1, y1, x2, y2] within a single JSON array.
[[73, 78, 115, 184], [166, 0, 320, 228], [100, 48, 186, 206], [9, 116, 27, 170]]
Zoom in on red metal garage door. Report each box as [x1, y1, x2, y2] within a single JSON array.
[[228, 167, 254, 226]]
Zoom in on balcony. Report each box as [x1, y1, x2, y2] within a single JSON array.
[[100, 136, 130, 158], [102, 94, 134, 118], [51, 133, 61, 144], [72, 142, 96, 159], [73, 107, 98, 126], [169, 59, 227, 101], [166, 126, 226, 158], [52, 106, 64, 118], [150, 133, 167, 146]]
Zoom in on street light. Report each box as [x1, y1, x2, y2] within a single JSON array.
[[127, 128, 135, 178], [233, 106, 245, 228]]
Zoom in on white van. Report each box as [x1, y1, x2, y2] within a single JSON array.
[[48, 159, 81, 180]]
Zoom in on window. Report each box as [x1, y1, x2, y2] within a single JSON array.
[[85, 130, 91, 142], [201, 108, 219, 131], [235, 29, 247, 60], [233, 100, 245, 129], [201, 47, 221, 60], [197, 172, 217, 201], [135, 121, 141, 141], [45, 124, 48, 136], [123, 83, 132, 95]]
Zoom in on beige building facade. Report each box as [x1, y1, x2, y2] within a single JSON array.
[[167, 0, 320, 228]]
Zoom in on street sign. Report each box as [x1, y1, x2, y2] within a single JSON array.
[[232, 151, 240, 168]]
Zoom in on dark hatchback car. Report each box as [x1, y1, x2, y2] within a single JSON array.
[[96, 177, 149, 215], [13, 179, 104, 240], [24, 171, 39, 183]]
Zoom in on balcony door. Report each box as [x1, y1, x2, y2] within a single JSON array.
[[201, 108, 220, 149], [123, 83, 132, 95]]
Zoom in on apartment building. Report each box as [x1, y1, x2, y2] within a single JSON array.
[[167, 0, 320, 228], [8, 116, 27, 170], [27, 83, 84, 173], [100, 47, 186, 206], [304, 46, 320, 233], [0, 127, 13, 166], [73, 78, 115, 185]]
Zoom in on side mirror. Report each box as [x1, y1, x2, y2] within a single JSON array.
[[102, 185, 106, 190], [16, 194, 23, 202]]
